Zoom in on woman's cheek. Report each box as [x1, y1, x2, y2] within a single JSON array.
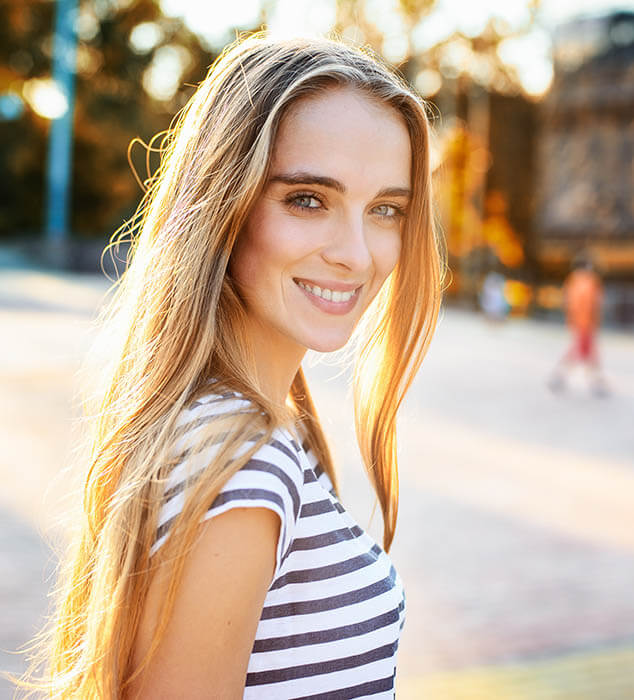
[[374, 228, 402, 281]]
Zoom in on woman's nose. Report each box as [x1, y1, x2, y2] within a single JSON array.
[[321, 212, 373, 273]]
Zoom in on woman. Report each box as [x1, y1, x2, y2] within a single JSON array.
[[17, 33, 444, 698]]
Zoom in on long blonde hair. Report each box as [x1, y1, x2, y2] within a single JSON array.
[[13, 32, 445, 698]]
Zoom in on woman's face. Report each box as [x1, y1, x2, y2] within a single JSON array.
[[230, 86, 411, 357]]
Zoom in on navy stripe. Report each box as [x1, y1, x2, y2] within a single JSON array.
[[174, 406, 253, 438], [290, 525, 363, 552], [252, 607, 400, 652], [155, 487, 286, 543], [155, 515, 176, 544], [289, 437, 301, 453], [267, 438, 302, 473], [163, 437, 299, 506], [245, 641, 398, 685], [165, 431, 264, 496], [294, 675, 395, 700], [302, 441, 325, 479], [162, 479, 188, 505], [303, 469, 317, 484], [211, 487, 286, 512], [260, 566, 397, 619], [300, 499, 337, 517], [270, 544, 382, 591], [280, 539, 296, 567], [241, 459, 301, 521], [160, 453, 243, 503]]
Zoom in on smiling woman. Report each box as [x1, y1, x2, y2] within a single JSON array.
[[14, 33, 445, 699], [230, 87, 411, 367]]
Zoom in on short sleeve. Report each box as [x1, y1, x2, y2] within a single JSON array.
[[151, 404, 304, 580], [198, 428, 304, 578]]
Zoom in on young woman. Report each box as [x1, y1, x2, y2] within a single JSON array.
[[17, 33, 444, 698]]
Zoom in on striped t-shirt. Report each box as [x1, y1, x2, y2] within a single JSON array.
[[151, 389, 405, 699]]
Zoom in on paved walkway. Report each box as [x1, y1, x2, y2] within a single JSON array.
[[305, 308, 634, 698], [1, 268, 633, 698]]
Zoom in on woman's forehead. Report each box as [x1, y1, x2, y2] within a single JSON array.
[[271, 87, 411, 192]]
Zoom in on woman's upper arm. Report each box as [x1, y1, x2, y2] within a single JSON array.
[[128, 506, 280, 700]]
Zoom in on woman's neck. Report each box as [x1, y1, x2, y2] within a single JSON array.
[[245, 318, 307, 407]]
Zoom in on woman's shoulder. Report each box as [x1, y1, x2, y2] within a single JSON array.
[[180, 383, 299, 450], [178, 381, 255, 425], [165, 386, 304, 492], [152, 384, 306, 560], [171, 382, 260, 454]]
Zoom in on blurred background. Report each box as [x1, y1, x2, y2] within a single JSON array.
[[1, 0, 633, 698]]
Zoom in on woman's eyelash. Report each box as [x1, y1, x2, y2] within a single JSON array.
[[285, 193, 323, 211], [284, 192, 406, 219], [374, 204, 406, 219]]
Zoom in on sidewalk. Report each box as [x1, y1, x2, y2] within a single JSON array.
[[306, 308, 634, 698]]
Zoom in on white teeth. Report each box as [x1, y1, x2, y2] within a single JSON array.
[[297, 280, 357, 303]]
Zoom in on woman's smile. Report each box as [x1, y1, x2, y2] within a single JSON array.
[[294, 278, 362, 315]]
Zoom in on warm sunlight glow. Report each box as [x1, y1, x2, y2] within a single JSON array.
[[160, 0, 262, 47], [266, 0, 336, 39], [497, 29, 555, 97], [129, 21, 164, 54], [415, 68, 442, 97], [22, 78, 68, 119], [142, 45, 191, 101]]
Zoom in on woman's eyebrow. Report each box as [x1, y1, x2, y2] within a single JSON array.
[[268, 171, 411, 199], [269, 172, 346, 193], [375, 186, 411, 199]]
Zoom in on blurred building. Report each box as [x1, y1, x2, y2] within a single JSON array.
[[535, 11, 634, 323]]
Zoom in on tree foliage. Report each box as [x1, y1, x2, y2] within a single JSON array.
[[0, 0, 226, 238]]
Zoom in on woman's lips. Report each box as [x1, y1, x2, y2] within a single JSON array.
[[293, 277, 362, 293], [294, 279, 361, 315]]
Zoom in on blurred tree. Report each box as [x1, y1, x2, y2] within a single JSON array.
[[0, 1, 54, 235], [0, 0, 228, 239], [334, 0, 543, 93], [332, 0, 544, 304]]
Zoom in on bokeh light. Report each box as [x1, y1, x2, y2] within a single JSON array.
[[22, 78, 68, 119]]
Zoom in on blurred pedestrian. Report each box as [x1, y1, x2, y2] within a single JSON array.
[[548, 252, 609, 396], [13, 34, 444, 699], [479, 270, 509, 323]]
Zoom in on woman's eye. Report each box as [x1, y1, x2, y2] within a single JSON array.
[[374, 203, 405, 219], [287, 194, 322, 211]]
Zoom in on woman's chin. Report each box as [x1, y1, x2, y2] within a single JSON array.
[[303, 334, 353, 354]]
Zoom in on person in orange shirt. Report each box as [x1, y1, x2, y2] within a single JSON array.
[[548, 254, 609, 396]]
